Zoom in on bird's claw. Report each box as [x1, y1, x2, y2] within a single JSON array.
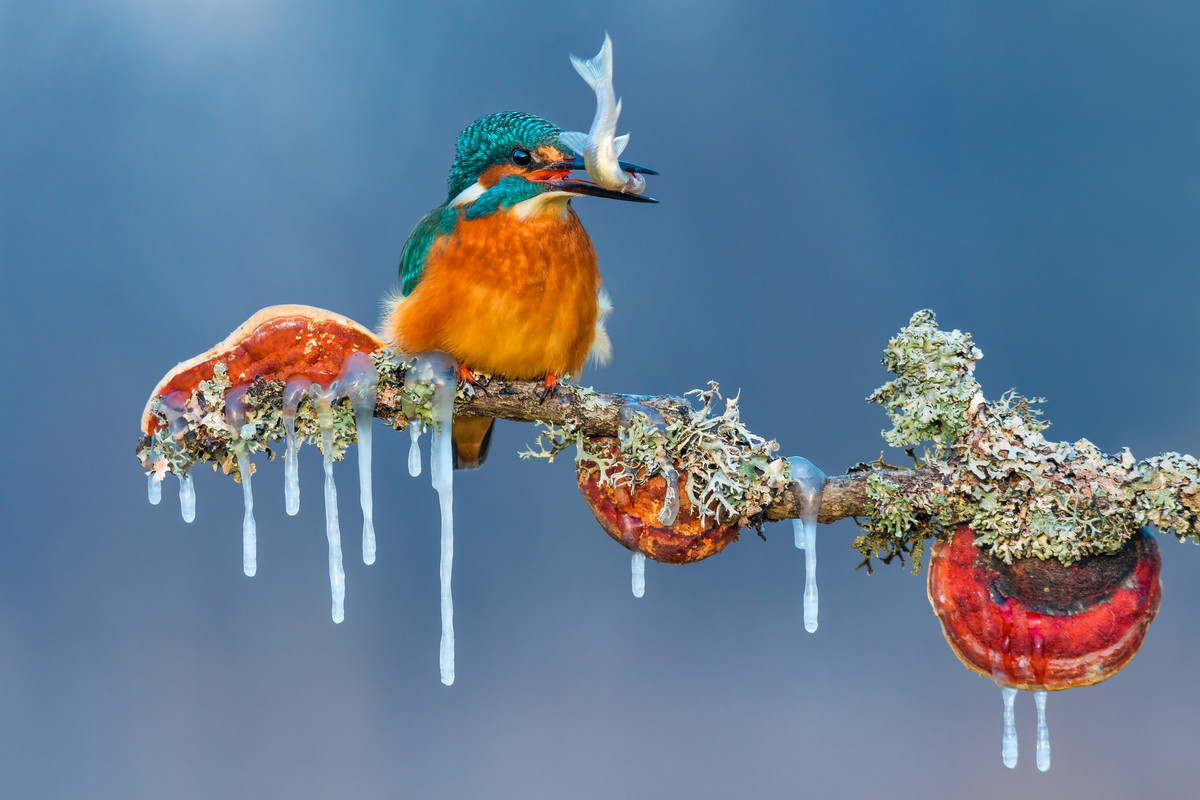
[[458, 365, 490, 396], [537, 374, 558, 404]]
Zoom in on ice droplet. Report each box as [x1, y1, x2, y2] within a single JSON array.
[[408, 422, 423, 477], [147, 473, 162, 505], [281, 378, 308, 517], [787, 456, 825, 634], [1035, 690, 1050, 772], [1001, 686, 1018, 769], [178, 473, 195, 523], [406, 351, 458, 685], [631, 552, 646, 598], [656, 457, 680, 527], [617, 400, 675, 527]]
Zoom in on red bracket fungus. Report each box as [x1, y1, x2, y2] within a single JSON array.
[[927, 524, 1162, 691], [140, 304, 383, 436], [576, 438, 740, 564]]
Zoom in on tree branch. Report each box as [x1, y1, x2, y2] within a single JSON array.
[[376, 377, 933, 526], [137, 308, 1200, 570]]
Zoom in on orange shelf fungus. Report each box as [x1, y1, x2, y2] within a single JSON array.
[[928, 523, 1161, 771], [576, 437, 740, 566], [928, 523, 1161, 692], [140, 304, 383, 437]]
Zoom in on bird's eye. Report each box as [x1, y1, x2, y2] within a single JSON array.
[[511, 149, 532, 166]]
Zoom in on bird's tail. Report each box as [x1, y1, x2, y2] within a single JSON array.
[[569, 33, 613, 90], [452, 416, 494, 470]]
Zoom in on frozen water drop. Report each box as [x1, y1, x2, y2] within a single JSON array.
[[787, 456, 825, 634], [178, 473, 195, 523], [408, 422, 423, 477], [147, 473, 162, 505], [161, 391, 190, 437], [1001, 686, 1018, 769], [317, 392, 345, 624], [631, 552, 645, 598], [282, 378, 308, 517], [656, 458, 679, 526], [407, 351, 458, 685], [618, 400, 676, 525], [1035, 690, 1050, 772]]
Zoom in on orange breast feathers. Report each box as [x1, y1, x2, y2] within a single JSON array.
[[383, 202, 602, 380]]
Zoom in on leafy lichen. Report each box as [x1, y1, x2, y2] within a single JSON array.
[[564, 383, 793, 529], [856, 310, 1200, 569], [866, 309, 983, 449], [137, 348, 446, 484]]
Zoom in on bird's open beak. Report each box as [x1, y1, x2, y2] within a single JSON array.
[[532, 154, 659, 203]]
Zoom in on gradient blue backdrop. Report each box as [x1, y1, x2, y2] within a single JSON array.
[[3, 2, 1199, 798]]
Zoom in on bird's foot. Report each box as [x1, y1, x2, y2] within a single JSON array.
[[458, 365, 490, 396], [537, 374, 558, 404]]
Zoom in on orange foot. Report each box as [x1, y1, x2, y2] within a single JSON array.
[[538, 374, 558, 403], [458, 365, 490, 395]]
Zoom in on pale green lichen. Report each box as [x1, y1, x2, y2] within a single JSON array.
[[519, 420, 582, 463], [137, 363, 361, 482], [856, 310, 1200, 570], [137, 348, 446, 483], [565, 383, 793, 528], [867, 309, 983, 450]]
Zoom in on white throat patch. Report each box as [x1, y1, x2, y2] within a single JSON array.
[[509, 191, 572, 221]]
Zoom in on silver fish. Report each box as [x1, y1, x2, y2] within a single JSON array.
[[563, 35, 646, 195]]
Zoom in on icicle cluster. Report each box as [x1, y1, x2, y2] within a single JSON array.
[[998, 687, 1051, 771], [141, 349, 466, 683], [405, 352, 458, 686], [787, 456, 825, 634]]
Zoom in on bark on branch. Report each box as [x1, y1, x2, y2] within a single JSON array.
[[376, 378, 933, 526]]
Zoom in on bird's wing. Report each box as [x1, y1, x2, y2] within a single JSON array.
[[399, 205, 458, 296]]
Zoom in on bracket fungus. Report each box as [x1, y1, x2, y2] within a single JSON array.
[[928, 523, 1162, 692], [140, 304, 383, 438], [576, 437, 742, 565]]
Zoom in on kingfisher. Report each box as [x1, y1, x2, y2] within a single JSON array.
[[382, 112, 657, 468]]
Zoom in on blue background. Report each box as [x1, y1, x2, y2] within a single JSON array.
[[3, 2, 1199, 797]]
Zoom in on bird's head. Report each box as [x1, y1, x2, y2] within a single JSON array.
[[445, 112, 656, 217]]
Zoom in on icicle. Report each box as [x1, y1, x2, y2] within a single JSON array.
[[631, 552, 646, 598], [1034, 690, 1050, 772], [787, 456, 826, 634], [178, 473, 195, 523], [282, 378, 308, 517], [406, 352, 458, 686], [408, 422, 423, 477], [236, 455, 257, 577], [1001, 686, 1018, 769], [225, 387, 257, 578], [147, 473, 162, 505], [338, 352, 378, 567], [315, 388, 346, 623]]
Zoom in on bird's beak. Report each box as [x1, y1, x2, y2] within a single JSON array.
[[532, 154, 660, 203], [553, 150, 659, 176]]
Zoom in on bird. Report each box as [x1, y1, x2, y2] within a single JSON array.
[[382, 111, 657, 469]]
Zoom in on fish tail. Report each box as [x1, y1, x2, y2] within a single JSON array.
[[569, 33, 613, 89]]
